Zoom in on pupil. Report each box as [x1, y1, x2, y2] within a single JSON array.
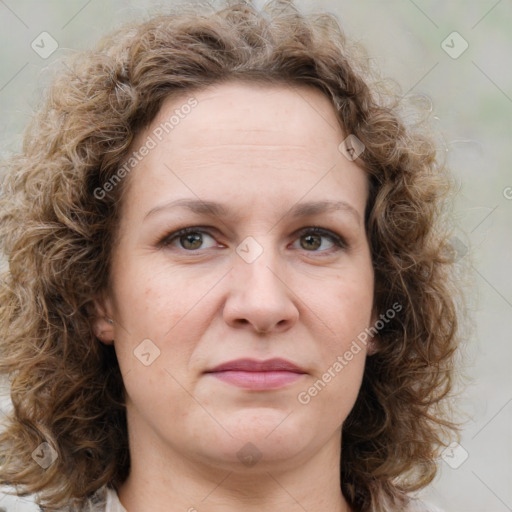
[[303, 234, 320, 250], [182, 233, 202, 249]]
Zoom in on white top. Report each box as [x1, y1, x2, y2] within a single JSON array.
[[105, 487, 127, 512]]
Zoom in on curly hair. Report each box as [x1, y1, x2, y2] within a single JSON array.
[[0, 1, 463, 510]]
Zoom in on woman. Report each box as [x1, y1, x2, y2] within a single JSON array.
[[0, 1, 462, 511]]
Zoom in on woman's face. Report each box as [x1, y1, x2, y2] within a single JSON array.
[[95, 81, 375, 473]]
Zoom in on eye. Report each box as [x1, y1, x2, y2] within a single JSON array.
[[158, 226, 347, 254], [159, 227, 218, 251], [292, 227, 346, 253]]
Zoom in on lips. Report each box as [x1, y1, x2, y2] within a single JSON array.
[[205, 358, 307, 374], [204, 358, 307, 390]]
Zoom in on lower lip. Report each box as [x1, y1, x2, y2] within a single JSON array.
[[207, 370, 304, 390]]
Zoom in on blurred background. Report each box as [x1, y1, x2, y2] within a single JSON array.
[[0, 1, 511, 510]]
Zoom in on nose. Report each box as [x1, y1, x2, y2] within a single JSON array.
[[223, 243, 299, 335]]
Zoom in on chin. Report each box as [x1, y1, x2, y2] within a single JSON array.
[[192, 409, 313, 467], [195, 439, 311, 474]]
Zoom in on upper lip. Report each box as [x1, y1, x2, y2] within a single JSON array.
[[205, 358, 307, 374]]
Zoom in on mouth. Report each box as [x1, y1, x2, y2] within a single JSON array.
[[204, 358, 307, 390]]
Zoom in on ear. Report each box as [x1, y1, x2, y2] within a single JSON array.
[[92, 292, 116, 345], [366, 309, 380, 356]]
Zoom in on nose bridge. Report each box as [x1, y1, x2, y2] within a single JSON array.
[[224, 234, 298, 333], [235, 234, 282, 292]]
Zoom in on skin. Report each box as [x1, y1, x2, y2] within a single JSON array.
[[94, 80, 376, 512]]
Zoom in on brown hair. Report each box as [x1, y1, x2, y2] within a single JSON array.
[[0, 1, 463, 510]]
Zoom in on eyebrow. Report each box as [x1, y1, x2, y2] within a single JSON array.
[[144, 198, 361, 224]]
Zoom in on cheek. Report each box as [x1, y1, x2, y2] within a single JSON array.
[[297, 275, 372, 425], [325, 264, 374, 341], [110, 264, 218, 383], [110, 256, 192, 329], [307, 262, 373, 395]]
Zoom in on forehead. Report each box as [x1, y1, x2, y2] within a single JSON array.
[[147, 80, 344, 156], [120, 80, 368, 219]]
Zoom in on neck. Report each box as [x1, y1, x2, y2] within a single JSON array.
[[118, 424, 352, 512]]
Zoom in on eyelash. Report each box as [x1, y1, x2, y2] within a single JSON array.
[[158, 226, 347, 254]]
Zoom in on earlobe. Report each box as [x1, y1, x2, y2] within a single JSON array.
[[366, 310, 380, 356], [366, 337, 379, 356], [92, 294, 116, 345]]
